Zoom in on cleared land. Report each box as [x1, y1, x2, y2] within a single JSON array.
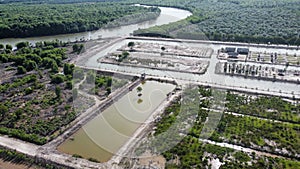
[[0, 159, 43, 169], [120, 42, 213, 58], [99, 41, 211, 74]]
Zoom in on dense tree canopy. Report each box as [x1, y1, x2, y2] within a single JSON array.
[[0, 0, 298, 45], [130, 0, 300, 45], [0, 2, 156, 38]]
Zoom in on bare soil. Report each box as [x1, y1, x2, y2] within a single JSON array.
[[0, 159, 43, 169]]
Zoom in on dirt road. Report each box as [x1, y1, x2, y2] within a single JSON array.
[[0, 135, 39, 157]]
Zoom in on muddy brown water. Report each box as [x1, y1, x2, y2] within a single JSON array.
[[58, 81, 175, 162]]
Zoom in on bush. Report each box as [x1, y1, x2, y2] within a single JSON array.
[[234, 152, 251, 163], [16, 42, 29, 50], [0, 127, 47, 145], [72, 154, 83, 158], [25, 60, 37, 71], [25, 54, 42, 65], [5, 44, 13, 50], [106, 87, 111, 95], [72, 44, 84, 54], [0, 54, 8, 63], [51, 62, 59, 73], [55, 86, 61, 99], [51, 74, 65, 84], [137, 86, 142, 92], [17, 66, 27, 74], [88, 158, 99, 163], [63, 63, 74, 75], [13, 55, 26, 66], [65, 81, 73, 90], [128, 42, 135, 48], [0, 104, 8, 117], [25, 87, 34, 95]]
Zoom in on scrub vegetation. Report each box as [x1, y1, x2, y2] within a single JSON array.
[[0, 40, 124, 145], [132, 86, 300, 168], [0, 146, 63, 169], [0, 41, 74, 145], [225, 92, 300, 123]]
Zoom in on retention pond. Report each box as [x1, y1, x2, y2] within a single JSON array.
[[58, 80, 175, 162]]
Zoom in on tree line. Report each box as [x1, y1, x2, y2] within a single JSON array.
[[0, 2, 154, 38], [129, 0, 300, 45]]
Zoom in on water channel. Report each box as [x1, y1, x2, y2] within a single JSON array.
[[85, 38, 300, 95]]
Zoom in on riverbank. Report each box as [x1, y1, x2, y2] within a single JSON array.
[[0, 6, 191, 47], [131, 0, 300, 46], [0, 3, 160, 40]]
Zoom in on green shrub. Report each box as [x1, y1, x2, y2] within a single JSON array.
[[72, 154, 82, 158], [88, 158, 99, 163], [17, 66, 27, 74], [25, 87, 34, 95], [51, 74, 65, 84], [16, 42, 29, 50]]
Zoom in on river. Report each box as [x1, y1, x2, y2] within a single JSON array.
[[0, 5, 192, 46]]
